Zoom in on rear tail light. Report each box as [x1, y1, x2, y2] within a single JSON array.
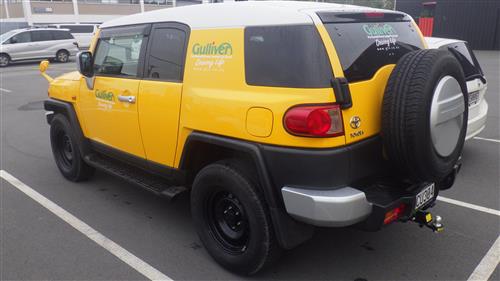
[[284, 104, 344, 137], [384, 203, 406, 225]]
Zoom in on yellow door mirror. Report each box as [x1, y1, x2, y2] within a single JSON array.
[[39, 60, 53, 82]]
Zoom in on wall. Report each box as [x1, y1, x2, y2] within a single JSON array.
[[398, 0, 500, 50]]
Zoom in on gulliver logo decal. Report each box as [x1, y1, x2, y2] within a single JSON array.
[[363, 23, 400, 52], [95, 89, 114, 102], [192, 41, 233, 72]]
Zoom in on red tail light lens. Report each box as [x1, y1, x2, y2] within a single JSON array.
[[284, 104, 344, 137], [384, 203, 406, 225]]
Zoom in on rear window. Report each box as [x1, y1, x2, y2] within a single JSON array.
[[53, 30, 74, 40], [244, 25, 332, 88], [440, 42, 483, 79], [322, 12, 424, 82], [60, 25, 94, 33]]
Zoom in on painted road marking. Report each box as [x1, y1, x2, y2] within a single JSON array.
[[0, 170, 172, 281], [474, 137, 500, 144], [0, 88, 12, 93], [468, 235, 500, 281], [438, 196, 500, 217]]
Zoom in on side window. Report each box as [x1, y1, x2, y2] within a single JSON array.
[[10, 32, 31, 44], [53, 30, 74, 40], [244, 25, 332, 88], [93, 33, 145, 77], [31, 31, 53, 42], [146, 27, 187, 81]]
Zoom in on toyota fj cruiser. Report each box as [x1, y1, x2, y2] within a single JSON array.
[[42, 1, 469, 275]]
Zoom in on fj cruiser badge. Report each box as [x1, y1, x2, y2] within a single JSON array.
[[350, 116, 361, 129]]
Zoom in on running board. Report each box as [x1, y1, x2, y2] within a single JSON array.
[[84, 153, 187, 200]]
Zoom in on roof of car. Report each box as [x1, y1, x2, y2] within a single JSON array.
[[101, 0, 392, 30]]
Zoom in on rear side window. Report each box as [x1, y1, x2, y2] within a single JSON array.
[[31, 30, 53, 42], [93, 33, 145, 77], [323, 13, 424, 82], [53, 30, 74, 40], [245, 25, 332, 88], [61, 25, 94, 33], [146, 27, 187, 82]]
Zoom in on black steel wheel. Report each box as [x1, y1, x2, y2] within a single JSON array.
[[191, 161, 281, 275], [50, 114, 94, 181]]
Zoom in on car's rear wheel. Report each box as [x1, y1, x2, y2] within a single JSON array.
[[0, 54, 10, 67], [191, 161, 280, 275], [50, 114, 94, 181], [56, 50, 69, 63], [382, 49, 468, 183]]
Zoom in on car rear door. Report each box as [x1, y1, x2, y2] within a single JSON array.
[[138, 23, 189, 167], [30, 30, 55, 59]]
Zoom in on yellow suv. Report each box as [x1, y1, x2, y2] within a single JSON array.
[[43, 1, 469, 275]]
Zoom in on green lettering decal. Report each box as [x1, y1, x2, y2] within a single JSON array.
[[95, 89, 114, 101], [363, 23, 397, 37], [192, 42, 232, 56]]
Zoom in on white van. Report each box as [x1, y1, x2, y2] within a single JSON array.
[[48, 24, 98, 49]]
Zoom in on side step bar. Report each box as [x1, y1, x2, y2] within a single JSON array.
[[84, 153, 187, 200]]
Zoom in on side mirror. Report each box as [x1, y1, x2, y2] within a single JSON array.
[[77, 51, 94, 78], [39, 60, 53, 82]]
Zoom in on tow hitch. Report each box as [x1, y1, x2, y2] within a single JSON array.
[[412, 210, 444, 233]]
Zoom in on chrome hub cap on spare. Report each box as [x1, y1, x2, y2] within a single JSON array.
[[430, 76, 465, 157]]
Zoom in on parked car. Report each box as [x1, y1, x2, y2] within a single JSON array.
[[48, 24, 99, 49], [425, 37, 488, 140], [0, 28, 79, 67], [41, 1, 469, 275]]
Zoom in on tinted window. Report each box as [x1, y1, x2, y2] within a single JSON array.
[[245, 25, 332, 88], [53, 30, 74, 40], [93, 33, 144, 77], [147, 28, 187, 81], [61, 25, 94, 33], [325, 19, 424, 82], [10, 32, 31, 43], [31, 30, 53, 42], [440, 42, 483, 79]]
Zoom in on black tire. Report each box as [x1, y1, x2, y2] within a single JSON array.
[[382, 49, 468, 183], [191, 161, 280, 275], [56, 50, 70, 63], [50, 114, 95, 181], [0, 54, 10, 67]]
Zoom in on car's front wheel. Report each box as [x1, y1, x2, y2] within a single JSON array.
[[191, 161, 281, 275], [50, 114, 94, 181]]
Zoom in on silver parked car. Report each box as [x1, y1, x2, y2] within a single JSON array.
[[0, 28, 79, 67]]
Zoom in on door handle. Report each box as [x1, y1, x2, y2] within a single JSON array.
[[117, 95, 136, 104]]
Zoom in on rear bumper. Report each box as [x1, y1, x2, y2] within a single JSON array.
[[282, 182, 440, 229], [466, 99, 488, 140]]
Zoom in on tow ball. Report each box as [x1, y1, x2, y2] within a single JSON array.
[[411, 211, 444, 233]]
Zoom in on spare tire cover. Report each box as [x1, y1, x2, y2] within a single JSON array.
[[382, 49, 468, 183]]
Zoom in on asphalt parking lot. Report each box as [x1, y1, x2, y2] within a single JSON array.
[[0, 52, 498, 280]]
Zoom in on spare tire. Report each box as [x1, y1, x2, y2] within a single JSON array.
[[382, 49, 468, 183]]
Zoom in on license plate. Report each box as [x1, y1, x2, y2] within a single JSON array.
[[415, 183, 435, 209], [469, 91, 480, 107]]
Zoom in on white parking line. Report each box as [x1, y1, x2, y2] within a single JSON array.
[[437, 196, 500, 217], [0, 88, 12, 93], [468, 235, 500, 281], [474, 137, 500, 144], [0, 170, 172, 281]]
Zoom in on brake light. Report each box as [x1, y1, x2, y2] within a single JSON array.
[[284, 104, 344, 137], [364, 12, 384, 18], [384, 203, 406, 225]]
